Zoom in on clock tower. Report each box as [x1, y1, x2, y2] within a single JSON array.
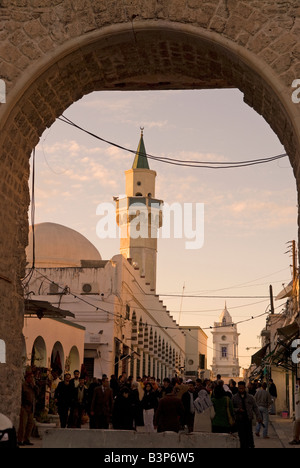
[[211, 304, 240, 379]]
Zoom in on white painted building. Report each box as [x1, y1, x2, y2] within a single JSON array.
[[181, 326, 209, 380], [211, 305, 240, 380], [25, 240, 186, 379]]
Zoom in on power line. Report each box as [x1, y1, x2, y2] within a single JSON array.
[[159, 268, 291, 295], [57, 115, 288, 170], [157, 294, 270, 299], [28, 268, 272, 333]]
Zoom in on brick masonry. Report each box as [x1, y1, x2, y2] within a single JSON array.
[[0, 0, 299, 425]]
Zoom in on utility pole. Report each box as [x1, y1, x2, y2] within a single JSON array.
[[286, 240, 298, 316], [292, 240, 298, 313], [269, 285, 274, 314]]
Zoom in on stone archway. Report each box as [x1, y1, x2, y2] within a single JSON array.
[[0, 2, 300, 424]]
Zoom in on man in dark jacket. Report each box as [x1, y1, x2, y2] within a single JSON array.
[[181, 381, 197, 432], [17, 371, 39, 446], [71, 377, 89, 428], [232, 381, 262, 449], [90, 377, 113, 429], [154, 388, 185, 433], [54, 373, 74, 428], [268, 379, 277, 415]]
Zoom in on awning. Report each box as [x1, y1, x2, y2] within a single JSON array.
[[251, 344, 270, 366], [270, 345, 293, 371], [277, 322, 299, 341], [269, 322, 299, 371], [24, 299, 75, 319]]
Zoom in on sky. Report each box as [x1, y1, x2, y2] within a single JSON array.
[[30, 88, 298, 372]]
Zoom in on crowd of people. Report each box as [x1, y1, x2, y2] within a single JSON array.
[[18, 367, 278, 449], [51, 371, 278, 449]]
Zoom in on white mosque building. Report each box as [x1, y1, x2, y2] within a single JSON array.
[[211, 304, 240, 380], [23, 131, 208, 381]]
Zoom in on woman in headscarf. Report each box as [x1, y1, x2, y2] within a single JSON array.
[[193, 386, 215, 432], [112, 387, 134, 430]]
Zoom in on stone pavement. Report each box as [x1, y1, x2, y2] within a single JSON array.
[[254, 415, 300, 449], [19, 416, 299, 449], [268, 416, 300, 449]]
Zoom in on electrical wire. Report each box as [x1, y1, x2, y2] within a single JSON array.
[[32, 268, 272, 332], [157, 294, 270, 299], [57, 115, 288, 170], [159, 268, 291, 295]]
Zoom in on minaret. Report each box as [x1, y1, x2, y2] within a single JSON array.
[[211, 304, 240, 379], [115, 129, 163, 292]]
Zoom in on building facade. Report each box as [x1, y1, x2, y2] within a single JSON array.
[[181, 326, 209, 380], [249, 276, 299, 417]]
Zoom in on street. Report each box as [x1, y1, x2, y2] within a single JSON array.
[[255, 416, 296, 449]]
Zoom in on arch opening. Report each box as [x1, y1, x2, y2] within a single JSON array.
[[51, 341, 64, 377], [31, 336, 47, 368]]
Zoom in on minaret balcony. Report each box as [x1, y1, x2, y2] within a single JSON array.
[[116, 196, 163, 227]]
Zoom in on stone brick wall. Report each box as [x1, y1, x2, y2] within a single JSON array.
[[0, 0, 299, 424]]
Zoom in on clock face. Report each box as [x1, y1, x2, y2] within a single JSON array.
[[222, 335, 227, 341]]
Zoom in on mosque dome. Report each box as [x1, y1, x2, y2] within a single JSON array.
[[26, 222, 102, 268]]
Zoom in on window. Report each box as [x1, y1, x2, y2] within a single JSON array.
[[221, 347, 227, 358], [199, 354, 205, 369]]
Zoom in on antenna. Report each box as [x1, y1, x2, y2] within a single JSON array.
[[178, 283, 185, 326]]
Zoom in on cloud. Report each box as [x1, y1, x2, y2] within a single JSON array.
[[36, 139, 124, 190], [34, 138, 297, 240], [122, 119, 168, 129]]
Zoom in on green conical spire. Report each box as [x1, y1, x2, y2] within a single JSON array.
[[132, 128, 150, 169]]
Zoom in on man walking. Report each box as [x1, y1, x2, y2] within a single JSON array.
[[17, 371, 39, 446], [90, 377, 113, 429], [233, 381, 262, 449], [268, 379, 277, 415], [182, 380, 197, 432], [55, 373, 74, 428], [254, 382, 272, 439], [71, 377, 88, 428], [154, 387, 184, 433]]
